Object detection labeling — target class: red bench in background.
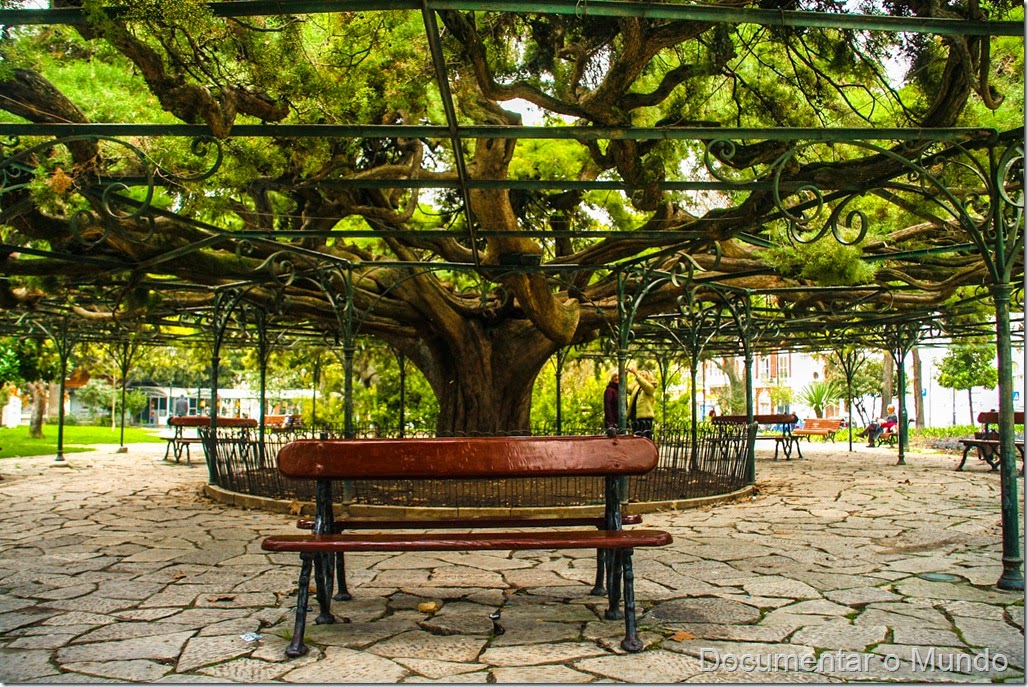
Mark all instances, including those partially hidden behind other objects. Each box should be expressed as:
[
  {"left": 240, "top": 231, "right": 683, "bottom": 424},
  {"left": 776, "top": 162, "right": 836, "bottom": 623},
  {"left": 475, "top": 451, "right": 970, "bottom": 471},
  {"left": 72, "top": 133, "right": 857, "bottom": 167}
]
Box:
[
  {"left": 264, "top": 414, "right": 303, "bottom": 431},
  {"left": 793, "top": 418, "right": 842, "bottom": 442},
  {"left": 712, "top": 413, "right": 801, "bottom": 460},
  {"left": 957, "top": 411, "right": 1025, "bottom": 472},
  {"left": 163, "top": 416, "right": 258, "bottom": 464}
]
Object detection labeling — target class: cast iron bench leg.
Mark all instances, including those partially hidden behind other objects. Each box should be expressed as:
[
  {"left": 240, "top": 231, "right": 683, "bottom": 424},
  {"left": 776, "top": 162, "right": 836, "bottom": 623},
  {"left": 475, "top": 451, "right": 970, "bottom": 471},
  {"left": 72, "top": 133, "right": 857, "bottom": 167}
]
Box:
[
  {"left": 984, "top": 445, "right": 1000, "bottom": 470},
  {"left": 313, "top": 553, "right": 335, "bottom": 625},
  {"left": 287, "top": 553, "right": 314, "bottom": 658},
  {"left": 604, "top": 549, "right": 624, "bottom": 620},
  {"left": 620, "top": 548, "right": 643, "bottom": 652},
  {"left": 591, "top": 549, "right": 607, "bottom": 596},
  {"left": 956, "top": 444, "right": 972, "bottom": 470},
  {"left": 334, "top": 552, "right": 352, "bottom": 601}
]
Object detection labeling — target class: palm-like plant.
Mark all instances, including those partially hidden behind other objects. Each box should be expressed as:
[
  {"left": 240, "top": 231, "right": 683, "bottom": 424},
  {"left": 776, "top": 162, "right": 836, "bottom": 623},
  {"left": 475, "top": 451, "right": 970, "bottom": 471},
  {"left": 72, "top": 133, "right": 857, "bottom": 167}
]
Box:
[{"left": 798, "top": 380, "right": 844, "bottom": 418}]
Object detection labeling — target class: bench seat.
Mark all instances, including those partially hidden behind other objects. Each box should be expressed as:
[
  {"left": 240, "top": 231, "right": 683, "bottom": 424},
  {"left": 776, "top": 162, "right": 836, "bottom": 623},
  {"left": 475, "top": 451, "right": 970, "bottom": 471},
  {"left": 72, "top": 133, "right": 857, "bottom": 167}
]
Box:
[
  {"left": 792, "top": 418, "right": 842, "bottom": 442},
  {"left": 263, "top": 529, "right": 672, "bottom": 553}
]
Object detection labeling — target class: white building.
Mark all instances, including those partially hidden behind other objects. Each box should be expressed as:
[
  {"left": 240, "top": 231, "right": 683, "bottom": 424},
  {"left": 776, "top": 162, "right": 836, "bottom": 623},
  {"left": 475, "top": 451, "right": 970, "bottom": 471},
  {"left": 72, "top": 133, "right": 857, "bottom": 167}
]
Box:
[{"left": 698, "top": 345, "right": 1024, "bottom": 427}]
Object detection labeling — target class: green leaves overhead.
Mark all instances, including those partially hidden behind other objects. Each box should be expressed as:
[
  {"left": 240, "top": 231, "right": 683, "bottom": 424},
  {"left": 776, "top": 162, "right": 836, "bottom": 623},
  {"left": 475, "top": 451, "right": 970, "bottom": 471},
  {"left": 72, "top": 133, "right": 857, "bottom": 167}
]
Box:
[{"left": 760, "top": 238, "right": 877, "bottom": 287}]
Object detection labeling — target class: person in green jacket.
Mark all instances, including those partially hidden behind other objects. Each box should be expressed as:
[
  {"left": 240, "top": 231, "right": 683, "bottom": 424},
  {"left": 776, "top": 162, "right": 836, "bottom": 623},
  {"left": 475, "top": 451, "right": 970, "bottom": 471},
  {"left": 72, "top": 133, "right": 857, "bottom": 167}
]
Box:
[{"left": 627, "top": 367, "right": 656, "bottom": 439}]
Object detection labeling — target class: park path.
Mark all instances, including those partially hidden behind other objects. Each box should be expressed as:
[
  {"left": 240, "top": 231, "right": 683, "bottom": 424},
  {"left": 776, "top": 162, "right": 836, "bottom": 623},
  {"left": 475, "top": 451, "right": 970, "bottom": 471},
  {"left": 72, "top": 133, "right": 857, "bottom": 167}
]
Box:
[{"left": 0, "top": 440, "right": 1023, "bottom": 683}]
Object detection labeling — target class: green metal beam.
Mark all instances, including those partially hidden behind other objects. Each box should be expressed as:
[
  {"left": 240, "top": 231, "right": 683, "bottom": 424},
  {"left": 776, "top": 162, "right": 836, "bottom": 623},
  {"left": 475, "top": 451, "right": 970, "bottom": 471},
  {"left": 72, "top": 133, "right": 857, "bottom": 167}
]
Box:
[{"left": 0, "top": 1, "right": 1020, "bottom": 36}]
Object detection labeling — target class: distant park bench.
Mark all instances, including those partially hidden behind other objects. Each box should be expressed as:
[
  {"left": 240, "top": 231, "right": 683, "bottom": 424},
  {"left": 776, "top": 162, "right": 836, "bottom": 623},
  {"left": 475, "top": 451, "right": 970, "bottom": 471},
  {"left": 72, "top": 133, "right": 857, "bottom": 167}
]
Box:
[
  {"left": 163, "top": 416, "right": 258, "bottom": 465},
  {"left": 264, "top": 414, "right": 303, "bottom": 431},
  {"left": 712, "top": 413, "right": 801, "bottom": 460},
  {"left": 261, "top": 435, "right": 672, "bottom": 658},
  {"left": 792, "top": 418, "right": 842, "bottom": 442},
  {"left": 957, "top": 411, "right": 1025, "bottom": 472}
]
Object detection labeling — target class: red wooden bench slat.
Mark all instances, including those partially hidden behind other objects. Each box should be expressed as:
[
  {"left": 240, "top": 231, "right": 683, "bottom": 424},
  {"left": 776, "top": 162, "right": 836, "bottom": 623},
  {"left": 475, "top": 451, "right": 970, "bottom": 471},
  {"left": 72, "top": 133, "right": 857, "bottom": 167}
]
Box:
[
  {"left": 265, "top": 414, "right": 303, "bottom": 429},
  {"left": 277, "top": 435, "right": 658, "bottom": 480},
  {"left": 296, "top": 514, "right": 644, "bottom": 531},
  {"left": 794, "top": 418, "right": 841, "bottom": 432},
  {"left": 976, "top": 411, "right": 1025, "bottom": 425},
  {"left": 711, "top": 413, "right": 798, "bottom": 425},
  {"left": 793, "top": 418, "right": 842, "bottom": 441},
  {"left": 170, "top": 415, "right": 258, "bottom": 428},
  {"left": 262, "top": 529, "right": 672, "bottom": 553}
]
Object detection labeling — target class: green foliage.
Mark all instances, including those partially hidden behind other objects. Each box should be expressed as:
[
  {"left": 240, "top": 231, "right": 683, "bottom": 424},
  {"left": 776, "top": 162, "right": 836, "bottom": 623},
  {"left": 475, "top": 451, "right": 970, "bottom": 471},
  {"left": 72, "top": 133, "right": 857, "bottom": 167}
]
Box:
[
  {"left": 76, "top": 378, "right": 148, "bottom": 422},
  {"left": 769, "top": 384, "right": 794, "bottom": 411},
  {"left": 825, "top": 351, "right": 884, "bottom": 423},
  {"left": 531, "top": 359, "right": 608, "bottom": 431},
  {"left": 0, "top": 343, "right": 20, "bottom": 384},
  {"left": 913, "top": 424, "right": 980, "bottom": 440},
  {"left": 0, "top": 337, "right": 60, "bottom": 385},
  {"left": 661, "top": 392, "right": 695, "bottom": 426},
  {"left": 761, "top": 239, "right": 877, "bottom": 287},
  {"left": 712, "top": 384, "right": 745, "bottom": 415},
  {"left": 797, "top": 379, "right": 844, "bottom": 418},
  {"left": 936, "top": 344, "right": 998, "bottom": 394}
]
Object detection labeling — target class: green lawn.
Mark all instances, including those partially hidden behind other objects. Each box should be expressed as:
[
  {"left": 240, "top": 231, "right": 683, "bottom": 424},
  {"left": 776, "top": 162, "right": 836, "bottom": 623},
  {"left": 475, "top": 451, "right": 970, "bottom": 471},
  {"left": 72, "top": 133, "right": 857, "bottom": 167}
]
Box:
[{"left": 0, "top": 424, "right": 164, "bottom": 458}]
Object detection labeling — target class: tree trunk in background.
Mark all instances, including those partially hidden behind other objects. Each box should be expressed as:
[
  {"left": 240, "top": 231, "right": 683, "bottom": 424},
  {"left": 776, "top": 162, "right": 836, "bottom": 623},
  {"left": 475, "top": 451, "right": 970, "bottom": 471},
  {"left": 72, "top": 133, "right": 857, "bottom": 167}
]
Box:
[
  {"left": 394, "top": 318, "right": 559, "bottom": 435},
  {"left": 968, "top": 389, "right": 976, "bottom": 425},
  {"left": 912, "top": 347, "right": 924, "bottom": 428},
  {"left": 715, "top": 358, "right": 746, "bottom": 414},
  {"left": 27, "top": 381, "right": 47, "bottom": 439},
  {"left": 882, "top": 352, "right": 894, "bottom": 413}
]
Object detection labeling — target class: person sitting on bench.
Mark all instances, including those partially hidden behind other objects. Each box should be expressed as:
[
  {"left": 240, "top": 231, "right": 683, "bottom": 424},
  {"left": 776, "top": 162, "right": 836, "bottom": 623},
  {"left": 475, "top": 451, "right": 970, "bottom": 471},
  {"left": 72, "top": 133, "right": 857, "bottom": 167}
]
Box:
[{"left": 863, "top": 405, "right": 897, "bottom": 447}]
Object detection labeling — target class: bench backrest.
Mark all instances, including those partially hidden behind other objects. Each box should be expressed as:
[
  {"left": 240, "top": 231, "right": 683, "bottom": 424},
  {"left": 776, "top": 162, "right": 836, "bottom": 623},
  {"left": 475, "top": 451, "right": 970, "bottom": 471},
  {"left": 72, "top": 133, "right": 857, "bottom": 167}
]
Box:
[
  {"left": 266, "top": 414, "right": 302, "bottom": 428},
  {"left": 171, "top": 415, "right": 258, "bottom": 428},
  {"left": 277, "top": 435, "right": 658, "bottom": 480},
  {"left": 977, "top": 411, "right": 1025, "bottom": 426},
  {"left": 802, "top": 418, "right": 842, "bottom": 429},
  {"left": 712, "top": 413, "right": 798, "bottom": 426}
]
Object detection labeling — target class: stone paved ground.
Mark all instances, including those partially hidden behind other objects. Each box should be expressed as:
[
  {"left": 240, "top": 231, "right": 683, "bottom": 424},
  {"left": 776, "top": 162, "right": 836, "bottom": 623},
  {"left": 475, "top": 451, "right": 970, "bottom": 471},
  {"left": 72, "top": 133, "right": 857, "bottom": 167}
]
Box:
[{"left": 0, "top": 440, "right": 1023, "bottom": 683}]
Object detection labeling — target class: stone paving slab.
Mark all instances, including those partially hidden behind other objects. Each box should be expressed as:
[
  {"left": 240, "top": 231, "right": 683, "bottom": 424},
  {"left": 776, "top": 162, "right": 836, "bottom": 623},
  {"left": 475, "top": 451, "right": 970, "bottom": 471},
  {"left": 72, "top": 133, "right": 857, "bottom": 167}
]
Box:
[{"left": 0, "top": 441, "right": 1023, "bottom": 683}]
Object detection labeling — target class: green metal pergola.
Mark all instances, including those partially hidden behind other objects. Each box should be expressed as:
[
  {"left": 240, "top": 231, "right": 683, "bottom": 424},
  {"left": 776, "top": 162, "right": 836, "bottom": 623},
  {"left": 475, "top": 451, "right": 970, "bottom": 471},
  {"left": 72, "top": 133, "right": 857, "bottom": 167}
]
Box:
[{"left": 0, "top": 1, "right": 1022, "bottom": 589}]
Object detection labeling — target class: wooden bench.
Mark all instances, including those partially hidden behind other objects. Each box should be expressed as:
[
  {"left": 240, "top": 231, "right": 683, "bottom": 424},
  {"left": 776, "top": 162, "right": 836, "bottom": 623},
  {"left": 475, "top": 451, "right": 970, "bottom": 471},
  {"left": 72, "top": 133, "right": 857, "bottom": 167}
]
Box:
[
  {"left": 265, "top": 414, "right": 303, "bottom": 431},
  {"left": 792, "top": 418, "right": 842, "bottom": 442},
  {"left": 957, "top": 411, "right": 1025, "bottom": 471},
  {"left": 711, "top": 413, "right": 801, "bottom": 460},
  {"left": 261, "top": 435, "right": 672, "bottom": 657},
  {"left": 163, "top": 416, "right": 257, "bottom": 464},
  {"left": 874, "top": 421, "right": 905, "bottom": 447}
]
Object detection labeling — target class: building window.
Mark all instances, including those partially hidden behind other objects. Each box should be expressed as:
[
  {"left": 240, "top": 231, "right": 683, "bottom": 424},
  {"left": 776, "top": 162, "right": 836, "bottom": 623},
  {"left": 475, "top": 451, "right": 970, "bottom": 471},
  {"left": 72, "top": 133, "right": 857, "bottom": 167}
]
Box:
[{"left": 777, "top": 353, "right": 791, "bottom": 380}]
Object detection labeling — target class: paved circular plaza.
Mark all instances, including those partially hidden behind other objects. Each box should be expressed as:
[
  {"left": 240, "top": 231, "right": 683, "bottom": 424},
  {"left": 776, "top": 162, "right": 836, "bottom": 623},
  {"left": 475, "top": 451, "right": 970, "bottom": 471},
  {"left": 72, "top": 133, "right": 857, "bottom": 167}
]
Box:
[{"left": 0, "top": 441, "right": 1023, "bottom": 683}]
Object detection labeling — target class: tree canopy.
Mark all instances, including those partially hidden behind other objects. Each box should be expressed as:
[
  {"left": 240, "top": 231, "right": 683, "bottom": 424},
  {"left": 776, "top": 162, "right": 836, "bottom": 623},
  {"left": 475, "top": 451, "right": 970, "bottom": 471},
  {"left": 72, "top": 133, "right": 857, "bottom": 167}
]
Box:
[{"left": 0, "top": 1, "right": 1022, "bottom": 432}]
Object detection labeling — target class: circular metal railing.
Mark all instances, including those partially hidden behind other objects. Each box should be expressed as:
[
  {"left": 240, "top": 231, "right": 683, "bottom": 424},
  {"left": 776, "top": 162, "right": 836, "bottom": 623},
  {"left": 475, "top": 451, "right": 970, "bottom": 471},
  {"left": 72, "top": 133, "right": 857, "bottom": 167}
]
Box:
[{"left": 201, "top": 422, "right": 753, "bottom": 508}]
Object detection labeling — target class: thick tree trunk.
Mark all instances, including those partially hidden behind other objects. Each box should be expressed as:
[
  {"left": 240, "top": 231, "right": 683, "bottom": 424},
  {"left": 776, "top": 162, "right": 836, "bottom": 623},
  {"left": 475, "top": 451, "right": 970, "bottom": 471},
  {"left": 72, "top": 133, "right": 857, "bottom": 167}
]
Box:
[
  {"left": 27, "top": 381, "right": 47, "bottom": 439},
  {"left": 882, "top": 353, "right": 894, "bottom": 411},
  {"left": 397, "top": 318, "right": 559, "bottom": 435},
  {"left": 715, "top": 358, "right": 746, "bottom": 415},
  {"left": 912, "top": 347, "right": 924, "bottom": 429}
]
